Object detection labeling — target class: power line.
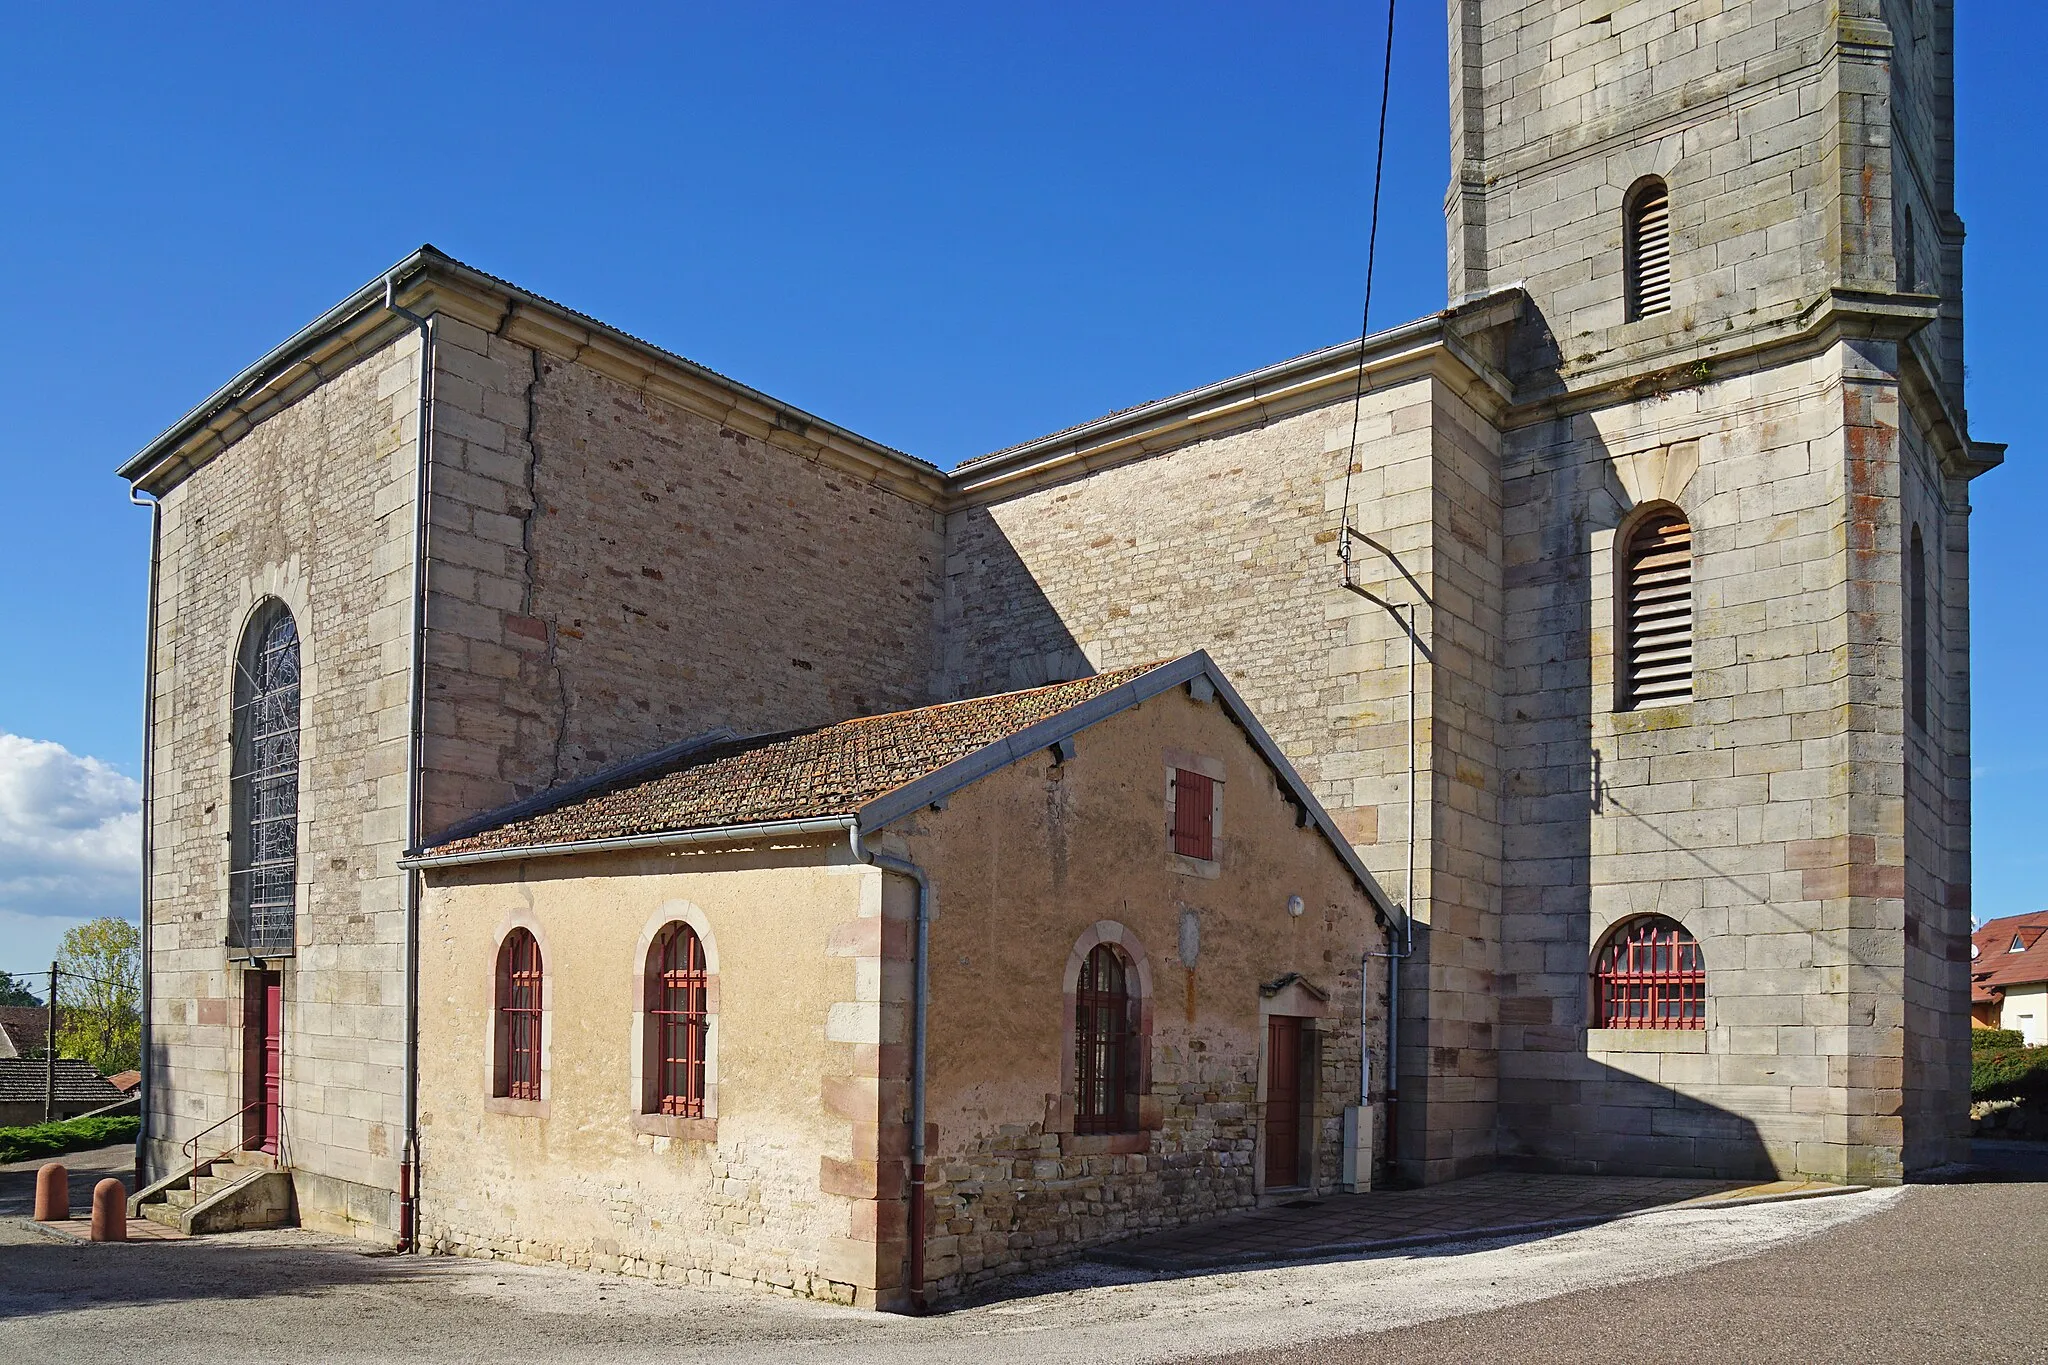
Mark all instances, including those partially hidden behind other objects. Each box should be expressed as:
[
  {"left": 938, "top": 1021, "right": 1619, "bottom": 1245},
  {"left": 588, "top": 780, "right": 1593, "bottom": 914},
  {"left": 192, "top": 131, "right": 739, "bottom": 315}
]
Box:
[{"left": 1337, "top": 0, "right": 1401, "bottom": 567}]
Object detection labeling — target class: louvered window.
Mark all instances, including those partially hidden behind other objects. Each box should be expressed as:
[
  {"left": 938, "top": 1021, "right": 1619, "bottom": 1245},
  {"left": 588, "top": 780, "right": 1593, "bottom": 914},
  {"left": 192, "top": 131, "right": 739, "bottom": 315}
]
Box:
[
  {"left": 1626, "top": 180, "right": 1672, "bottom": 321},
  {"left": 1622, "top": 511, "right": 1694, "bottom": 707},
  {"left": 1171, "top": 768, "right": 1215, "bottom": 860}
]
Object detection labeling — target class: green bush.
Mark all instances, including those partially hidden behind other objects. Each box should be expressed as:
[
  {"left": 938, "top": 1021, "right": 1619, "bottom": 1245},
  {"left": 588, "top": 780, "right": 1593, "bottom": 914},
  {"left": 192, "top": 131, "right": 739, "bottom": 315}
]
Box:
[
  {"left": 1972, "top": 1028, "right": 2025, "bottom": 1052},
  {"left": 0, "top": 1114, "right": 140, "bottom": 1165},
  {"left": 1971, "top": 1043, "right": 2048, "bottom": 1103}
]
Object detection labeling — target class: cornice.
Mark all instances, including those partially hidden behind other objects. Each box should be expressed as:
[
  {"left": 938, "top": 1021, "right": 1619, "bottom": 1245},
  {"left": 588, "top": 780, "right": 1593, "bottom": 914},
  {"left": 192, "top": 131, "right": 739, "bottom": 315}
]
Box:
[{"left": 946, "top": 291, "right": 1522, "bottom": 508}]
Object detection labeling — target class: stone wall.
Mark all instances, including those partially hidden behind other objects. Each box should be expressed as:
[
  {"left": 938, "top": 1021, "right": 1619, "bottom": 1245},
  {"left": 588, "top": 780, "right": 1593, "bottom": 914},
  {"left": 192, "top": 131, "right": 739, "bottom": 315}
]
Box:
[
  {"left": 896, "top": 683, "right": 1388, "bottom": 1297},
  {"left": 142, "top": 330, "right": 420, "bottom": 1237},
  {"left": 416, "top": 312, "right": 946, "bottom": 838}
]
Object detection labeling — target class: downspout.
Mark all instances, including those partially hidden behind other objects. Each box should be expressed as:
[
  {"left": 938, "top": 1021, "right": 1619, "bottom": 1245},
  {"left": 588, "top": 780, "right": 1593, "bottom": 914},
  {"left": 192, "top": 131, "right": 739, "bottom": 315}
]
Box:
[
  {"left": 1343, "top": 529, "right": 1419, "bottom": 1183},
  {"left": 128, "top": 483, "right": 160, "bottom": 1181},
  {"left": 848, "top": 826, "right": 930, "bottom": 1315},
  {"left": 384, "top": 274, "right": 435, "bottom": 1252}
]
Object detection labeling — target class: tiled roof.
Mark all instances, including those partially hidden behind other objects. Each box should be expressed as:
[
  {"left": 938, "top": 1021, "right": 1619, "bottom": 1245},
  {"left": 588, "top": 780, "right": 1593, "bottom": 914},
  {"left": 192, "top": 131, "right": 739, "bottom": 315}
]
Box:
[
  {"left": 0, "top": 1007, "right": 48, "bottom": 1059},
  {"left": 1971, "top": 911, "right": 2048, "bottom": 1002},
  {"left": 426, "top": 663, "right": 1175, "bottom": 858},
  {"left": 106, "top": 1070, "right": 142, "bottom": 1094},
  {"left": 0, "top": 1058, "right": 126, "bottom": 1106}
]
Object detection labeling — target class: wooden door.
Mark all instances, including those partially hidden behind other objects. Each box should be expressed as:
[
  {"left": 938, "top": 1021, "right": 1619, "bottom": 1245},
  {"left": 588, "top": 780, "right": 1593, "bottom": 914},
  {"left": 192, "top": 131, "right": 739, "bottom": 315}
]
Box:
[
  {"left": 1264, "top": 1015, "right": 1303, "bottom": 1187},
  {"left": 242, "top": 971, "right": 282, "bottom": 1156}
]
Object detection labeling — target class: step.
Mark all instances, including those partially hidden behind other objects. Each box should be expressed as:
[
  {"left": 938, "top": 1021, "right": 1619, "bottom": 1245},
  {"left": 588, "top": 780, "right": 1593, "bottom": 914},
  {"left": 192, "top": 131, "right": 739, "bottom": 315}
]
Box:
[
  {"left": 140, "top": 1201, "right": 185, "bottom": 1230},
  {"left": 192, "top": 1175, "right": 232, "bottom": 1199},
  {"left": 165, "top": 1187, "right": 198, "bottom": 1210}
]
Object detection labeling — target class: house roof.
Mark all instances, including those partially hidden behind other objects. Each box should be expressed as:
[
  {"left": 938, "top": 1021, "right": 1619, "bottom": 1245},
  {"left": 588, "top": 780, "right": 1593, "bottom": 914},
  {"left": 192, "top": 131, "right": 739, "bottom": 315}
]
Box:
[
  {"left": 1970, "top": 911, "right": 2048, "bottom": 1003},
  {"left": 0, "top": 1058, "right": 125, "bottom": 1107},
  {"left": 106, "top": 1070, "right": 142, "bottom": 1094},
  {"left": 408, "top": 652, "right": 1401, "bottom": 924},
  {"left": 0, "top": 1007, "right": 48, "bottom": 1059}
]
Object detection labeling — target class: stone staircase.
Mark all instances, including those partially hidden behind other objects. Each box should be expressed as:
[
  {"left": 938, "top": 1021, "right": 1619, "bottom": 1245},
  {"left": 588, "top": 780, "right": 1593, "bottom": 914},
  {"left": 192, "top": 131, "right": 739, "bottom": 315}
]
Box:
[{"left": 131, "top": 1150, "right": 296, "bottom": 1234}]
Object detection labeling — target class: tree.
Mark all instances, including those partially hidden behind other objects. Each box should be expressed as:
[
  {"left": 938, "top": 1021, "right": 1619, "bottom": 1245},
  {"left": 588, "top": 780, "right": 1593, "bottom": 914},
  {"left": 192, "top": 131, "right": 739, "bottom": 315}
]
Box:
[
  {"left": 0, "top": 970, "right": 38, "bottom": 1007},
  {"left": 55, "top": 917, "right": 140, "bottom": 1076}
]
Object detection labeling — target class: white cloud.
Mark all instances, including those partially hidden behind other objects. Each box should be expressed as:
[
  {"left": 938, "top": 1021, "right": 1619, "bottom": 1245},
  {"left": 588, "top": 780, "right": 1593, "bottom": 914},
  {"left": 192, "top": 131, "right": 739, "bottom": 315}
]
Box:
[{"left": 0, "top": 734, "right": 141, "bottom": 926}]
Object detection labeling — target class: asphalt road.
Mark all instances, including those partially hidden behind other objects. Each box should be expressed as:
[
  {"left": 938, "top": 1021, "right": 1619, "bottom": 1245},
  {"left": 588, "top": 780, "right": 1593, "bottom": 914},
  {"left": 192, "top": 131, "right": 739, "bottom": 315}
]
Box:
[{"left": 1, "top": 1147, "right": 2040, "bottom": 1364}]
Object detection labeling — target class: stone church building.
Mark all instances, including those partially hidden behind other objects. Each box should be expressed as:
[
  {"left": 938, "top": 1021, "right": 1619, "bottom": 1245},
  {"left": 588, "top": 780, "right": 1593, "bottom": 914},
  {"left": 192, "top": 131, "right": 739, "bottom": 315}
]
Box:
[{"left": 121, "top": 0, "right": 1996, "bottom": 1305}]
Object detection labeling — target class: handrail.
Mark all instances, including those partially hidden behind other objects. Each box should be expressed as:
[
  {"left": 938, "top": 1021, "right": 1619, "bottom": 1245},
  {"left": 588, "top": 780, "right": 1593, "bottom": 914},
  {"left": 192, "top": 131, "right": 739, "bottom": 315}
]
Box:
[{"left": 181, "top": 1100, "right": 266, "bottom": 1169}]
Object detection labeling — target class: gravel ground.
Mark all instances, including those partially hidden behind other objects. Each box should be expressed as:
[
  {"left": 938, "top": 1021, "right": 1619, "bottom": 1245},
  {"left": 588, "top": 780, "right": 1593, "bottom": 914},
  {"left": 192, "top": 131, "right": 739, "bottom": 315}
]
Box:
[{"left": 3, "top": 1148, "right": 1984, "bottom": 1365}]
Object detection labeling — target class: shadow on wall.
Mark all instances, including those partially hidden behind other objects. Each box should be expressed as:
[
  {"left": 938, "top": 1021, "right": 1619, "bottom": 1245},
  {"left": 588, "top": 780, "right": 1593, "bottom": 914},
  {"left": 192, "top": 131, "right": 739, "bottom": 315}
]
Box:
[
  {"left": 938, "top": 505, "right": 1099, "bottom": 700},
  {"left": 1493, "top": 304, "right": 1773, "bottom": 1181}
]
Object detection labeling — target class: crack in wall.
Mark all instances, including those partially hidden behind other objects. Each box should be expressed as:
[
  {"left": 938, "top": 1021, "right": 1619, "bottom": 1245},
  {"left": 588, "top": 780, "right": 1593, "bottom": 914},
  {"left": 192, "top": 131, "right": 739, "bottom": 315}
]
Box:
[{"left": 517, "top": 345, "right": 572, "bottom": 788}]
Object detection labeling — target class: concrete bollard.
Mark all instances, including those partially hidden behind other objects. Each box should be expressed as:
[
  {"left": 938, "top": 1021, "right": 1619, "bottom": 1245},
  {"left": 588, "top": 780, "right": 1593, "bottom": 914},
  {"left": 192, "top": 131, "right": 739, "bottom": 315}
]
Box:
[
  {"left": 33, "top": 1163, "right": 68, "bottom": 1221},
  {"left": 90, "top": 1179, "right": 128, "bottom": 1242}
]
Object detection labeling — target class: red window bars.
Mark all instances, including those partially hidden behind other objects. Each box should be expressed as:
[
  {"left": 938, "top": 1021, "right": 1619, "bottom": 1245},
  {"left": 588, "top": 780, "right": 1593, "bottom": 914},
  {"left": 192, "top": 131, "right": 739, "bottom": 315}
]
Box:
[
  {"left": 1075, "top": 944, "right": 1137, "bottom": 1133},
  {"left": 652, "top": 923, "right": 710, "bottom": 1117},
  {"left": 1172, "top": 769, "right": 1215, "bottom": 860},
  {"left": 1593, "top": 917, "right": 1705, "bottom": 1029},
  {"left": 497, "top": 928, "right": 544, "bottom": 1099}
]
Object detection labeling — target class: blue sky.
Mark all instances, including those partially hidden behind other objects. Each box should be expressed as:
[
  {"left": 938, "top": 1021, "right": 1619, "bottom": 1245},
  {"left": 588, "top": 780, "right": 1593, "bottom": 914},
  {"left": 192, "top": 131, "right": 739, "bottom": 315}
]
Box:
[{"left": 0, "top": 3, "right": 2038, "bottom": 970}]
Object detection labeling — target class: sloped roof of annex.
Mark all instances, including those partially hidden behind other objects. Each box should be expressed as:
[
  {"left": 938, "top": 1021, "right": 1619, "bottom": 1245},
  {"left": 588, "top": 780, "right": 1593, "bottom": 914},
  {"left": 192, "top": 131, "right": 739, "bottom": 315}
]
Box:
[{"left": 404, "top": 651, "right": 1400, "bottom": 927}]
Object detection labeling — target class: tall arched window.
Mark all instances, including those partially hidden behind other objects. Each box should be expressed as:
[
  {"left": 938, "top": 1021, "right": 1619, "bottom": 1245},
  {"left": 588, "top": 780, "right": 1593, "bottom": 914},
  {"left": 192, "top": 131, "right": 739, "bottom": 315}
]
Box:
[
  {"left": 1625, "top": 178, "right": 1672, "bottom": 321},
  {"left": 495, "top": 929, "right": 544, "bottom": 1100},
  {"left": 1075, "top": 944, "right": 1137, "bottom": 1134},
  {"left": 1593, "top": 917, "right": 1706, "bottom": 1030},
  {"left": 1909, "top": 526, "right": 1929, "bottom": 732},
  {"left": 1620, "top": 509, "right": 1695, "bottom": 708},
  {"left": 230, "top": 602, "right": 300, "bottom": 957},
  {"left": 647, "top": 923, "right": 709, "bottom": 1117}
]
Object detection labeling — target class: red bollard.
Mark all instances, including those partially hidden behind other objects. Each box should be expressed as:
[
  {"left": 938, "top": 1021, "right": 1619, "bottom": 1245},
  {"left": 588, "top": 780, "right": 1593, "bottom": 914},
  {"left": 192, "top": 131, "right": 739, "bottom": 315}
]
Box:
[
  {"left": 33, "top": 1163, "right": 68, "bottom": 1221},
  {"left": 90, "top": 1179, "right": 127, "bottom": 1242}
]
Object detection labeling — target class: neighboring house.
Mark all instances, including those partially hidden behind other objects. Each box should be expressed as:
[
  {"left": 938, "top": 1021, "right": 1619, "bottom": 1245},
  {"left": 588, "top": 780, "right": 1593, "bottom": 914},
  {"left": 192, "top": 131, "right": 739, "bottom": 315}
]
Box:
[
  {"left": 407, "top": 655, "right": 1393, "bottom": 1309},
  {"left": 0, "top": 1007, "right": 49, "bottom": 1060},
  {"left": 1971, "top": 913, "right": 2048, "bottom": 1043},
  {"left": 107, "top": 1070, "right": 143, "bottom": 1096},
  {"left": 122, "top": 0, "right": 1994, "bottom": 1305},
  {"left": 0, "top": 1059, "right": 124, "bottom": 1128}
]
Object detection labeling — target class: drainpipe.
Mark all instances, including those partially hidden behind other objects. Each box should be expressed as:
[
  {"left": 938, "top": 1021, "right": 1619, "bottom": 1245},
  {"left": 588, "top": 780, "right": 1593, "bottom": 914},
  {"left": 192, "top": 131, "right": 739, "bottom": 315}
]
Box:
[
  {"left": 848, "top": 826, "right": 930, "bottom": 1315},
  {"left": 128, "top": 483, "right": 161, "bottom": 1181},
  {"left": 1344, "top": 529, "right": 1419, "bottom": 1184},
  {"left": 384, "top": 274, "right": 435, "bottom": 1252}
]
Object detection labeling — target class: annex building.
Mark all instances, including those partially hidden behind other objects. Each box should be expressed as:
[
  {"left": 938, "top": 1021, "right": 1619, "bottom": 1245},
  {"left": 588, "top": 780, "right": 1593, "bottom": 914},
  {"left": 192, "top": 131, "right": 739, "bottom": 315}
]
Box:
[{"left": 121, "top": 0, "right": 1997, "bottom": 1310}]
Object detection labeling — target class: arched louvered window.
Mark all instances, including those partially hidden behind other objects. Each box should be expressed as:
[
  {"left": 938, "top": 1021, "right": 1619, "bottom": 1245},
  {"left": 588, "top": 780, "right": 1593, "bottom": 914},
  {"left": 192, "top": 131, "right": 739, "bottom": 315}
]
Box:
[
  {"left": 495, "top": 929, "right": 544, "bottom": 1100},
  {"left": 1625, "top": 179, "right": 1672, "bottom": 321},
  {"left": 647, "top": 923, "right": 710, "bottom": 1117},
  {"left": 1900, "top": 204, "right": 1918, "bottom": 292},
  {"left": 1075, "top": 944, "right": 1138, "bottom": 1134},
  {"left": 230, "top": 601, "right": 301, "bottom": 956},
  {"left": 1621, "top": 510, "right": 1694, "bottom": 708},
  {"left": 1593, "top": 916, "right": 1705, "bottom": 1029},
  {"left": 1909, "top": 526, "right": 1928, "bottom": 731}
]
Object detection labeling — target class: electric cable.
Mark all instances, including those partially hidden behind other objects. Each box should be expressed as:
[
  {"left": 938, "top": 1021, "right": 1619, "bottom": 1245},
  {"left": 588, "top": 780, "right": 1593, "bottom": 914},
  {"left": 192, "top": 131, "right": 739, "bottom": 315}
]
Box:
[{"left": 1338, "top": 0, "right": 1401, "bottom": 572}]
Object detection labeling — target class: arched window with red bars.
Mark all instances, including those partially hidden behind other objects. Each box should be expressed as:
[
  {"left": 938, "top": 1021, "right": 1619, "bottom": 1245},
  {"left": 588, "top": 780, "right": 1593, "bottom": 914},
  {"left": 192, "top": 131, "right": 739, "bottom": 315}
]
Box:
[
  {"left": 1075, "top": 944, "right": 1137, "bottom": 1133},
  {"left": 495, "top": 928, "right": 544, "bottom": 1099},
  {"left": 648, "top": 923, "right": 710, "bottom": 1117},
  {"left": 1592, "top": 917, "right": 1706, "bottom": 1030}
]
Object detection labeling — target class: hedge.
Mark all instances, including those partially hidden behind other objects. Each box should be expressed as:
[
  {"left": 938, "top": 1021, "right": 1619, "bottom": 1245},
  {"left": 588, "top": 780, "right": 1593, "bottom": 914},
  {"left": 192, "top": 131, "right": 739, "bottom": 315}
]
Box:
[
  {"left": 1972, "top": 1028, "right": 2025, "bottom": 1052},
  {"left": 1971, "top": 1043, "right": 2048, "bottom": 1103},
  {"left": 0, "top": 1114, "right": 140, "bottom": 1165}
]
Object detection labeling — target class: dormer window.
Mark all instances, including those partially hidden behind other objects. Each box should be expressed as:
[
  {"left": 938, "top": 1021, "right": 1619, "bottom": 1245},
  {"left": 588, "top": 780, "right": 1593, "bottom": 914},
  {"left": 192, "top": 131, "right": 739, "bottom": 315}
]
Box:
[
  {"left": 2015, "top": 935, "right": 2029, "bottom": 954},
  {"left": 1625, "top": 178, "right": 1673, "bottom": 321}
]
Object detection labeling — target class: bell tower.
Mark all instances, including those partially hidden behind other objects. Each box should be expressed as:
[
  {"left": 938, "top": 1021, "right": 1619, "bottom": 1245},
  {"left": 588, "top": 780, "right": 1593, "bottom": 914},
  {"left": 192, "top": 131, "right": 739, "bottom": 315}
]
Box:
[{"left": 1457, "top": 0, "right": 2001, "bottom": 1181}]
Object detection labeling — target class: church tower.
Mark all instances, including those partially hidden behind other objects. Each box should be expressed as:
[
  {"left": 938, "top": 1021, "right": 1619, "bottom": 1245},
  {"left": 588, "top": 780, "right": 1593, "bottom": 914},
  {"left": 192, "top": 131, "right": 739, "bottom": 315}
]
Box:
[{"left": 1457, "top": 0, "right": 1998, "bottom": 1179}]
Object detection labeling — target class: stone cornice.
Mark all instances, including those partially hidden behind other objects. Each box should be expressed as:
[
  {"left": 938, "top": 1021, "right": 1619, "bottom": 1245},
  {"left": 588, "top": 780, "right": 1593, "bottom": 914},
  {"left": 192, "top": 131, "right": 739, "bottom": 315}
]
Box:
[
  {"left": 946, "top": 290, "right": 1522, "bottom": 507},
  {"left": 120, "top": 246, "right": 951, "bottom": 505}
]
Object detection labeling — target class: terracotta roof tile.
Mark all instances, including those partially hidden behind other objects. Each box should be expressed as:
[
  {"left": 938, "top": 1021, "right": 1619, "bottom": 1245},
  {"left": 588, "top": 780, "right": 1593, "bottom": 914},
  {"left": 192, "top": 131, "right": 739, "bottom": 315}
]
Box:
[
  {"left": 1971, "top": 911, "right": 2048, "bottom": 994},
  {"left": 426, "top": 663, "right": 1173, "bottom": 858}
]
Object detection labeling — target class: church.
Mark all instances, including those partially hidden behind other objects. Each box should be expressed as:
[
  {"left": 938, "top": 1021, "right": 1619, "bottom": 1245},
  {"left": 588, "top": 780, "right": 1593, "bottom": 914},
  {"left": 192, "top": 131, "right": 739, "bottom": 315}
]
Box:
[{"left": 119, "top": 0, "right": 1995, "bottom": 1308}]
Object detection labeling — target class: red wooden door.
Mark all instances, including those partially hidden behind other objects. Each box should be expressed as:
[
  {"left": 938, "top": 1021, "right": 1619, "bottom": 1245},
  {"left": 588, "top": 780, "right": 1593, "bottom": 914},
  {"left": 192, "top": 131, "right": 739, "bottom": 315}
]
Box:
[
  {"left": 1264, "top": 1016, "right": 1303, "bottom": 1187},
  {"left": 243, "top": 972, "right": 282, "bottom": 1155}
]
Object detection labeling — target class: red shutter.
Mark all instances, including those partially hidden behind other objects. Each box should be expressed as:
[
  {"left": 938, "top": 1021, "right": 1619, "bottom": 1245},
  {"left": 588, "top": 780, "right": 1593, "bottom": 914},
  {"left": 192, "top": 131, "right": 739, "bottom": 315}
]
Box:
[{"left": 1172, "top": 769, "right": 1214, "bottom": 860}]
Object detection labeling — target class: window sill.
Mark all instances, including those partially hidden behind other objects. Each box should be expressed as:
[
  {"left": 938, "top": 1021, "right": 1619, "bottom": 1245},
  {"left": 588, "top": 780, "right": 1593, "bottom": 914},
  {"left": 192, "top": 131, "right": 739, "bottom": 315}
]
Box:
[
  {"left": 1170, "top": 853, "right": 1221, "bottom": 880},
  {"left": 1587, "top": 1028, "right": 1706, "bottom": 1054},
  {"left": 1063, "top": 1132, "right": 1149, "bottom": 1156},
  {"left": 632, "top": 1113, "right": 718, "bottom": 1142},
  {"left": 484, "top": 1096, "right": 550, "bottom": 1117}
]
